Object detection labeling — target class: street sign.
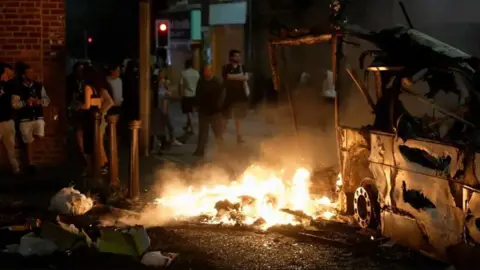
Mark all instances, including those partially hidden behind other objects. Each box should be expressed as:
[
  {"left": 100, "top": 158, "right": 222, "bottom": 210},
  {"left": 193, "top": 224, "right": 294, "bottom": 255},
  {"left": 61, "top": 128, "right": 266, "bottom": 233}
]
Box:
[{"left": 170, "top": 11, "right": 190, "bottom": 41}]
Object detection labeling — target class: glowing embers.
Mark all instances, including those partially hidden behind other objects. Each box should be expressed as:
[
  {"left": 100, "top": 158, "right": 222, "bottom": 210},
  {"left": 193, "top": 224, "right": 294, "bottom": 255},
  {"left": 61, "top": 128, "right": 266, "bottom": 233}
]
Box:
[{"left": 154, "top": 166, "right": 341, "bottom": 230}]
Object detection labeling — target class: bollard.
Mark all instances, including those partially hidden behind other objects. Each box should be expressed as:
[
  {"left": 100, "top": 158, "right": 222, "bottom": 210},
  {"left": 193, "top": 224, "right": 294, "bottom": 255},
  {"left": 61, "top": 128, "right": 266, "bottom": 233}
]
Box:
[
  {"left": 92, "top": 107, "right": 102, "bottom": 179},
  {"left": 128, "top": 120, "right": 141, "bottom": 199},
  {"left": 107, "top": 115, "right": 120, "bottom": 186}
]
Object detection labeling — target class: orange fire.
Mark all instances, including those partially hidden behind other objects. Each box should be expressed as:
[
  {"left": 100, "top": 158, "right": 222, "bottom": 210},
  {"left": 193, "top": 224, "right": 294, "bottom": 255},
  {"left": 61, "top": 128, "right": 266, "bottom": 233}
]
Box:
[{"left": 154, "top": 166, "right": 341, "bottom": 230}]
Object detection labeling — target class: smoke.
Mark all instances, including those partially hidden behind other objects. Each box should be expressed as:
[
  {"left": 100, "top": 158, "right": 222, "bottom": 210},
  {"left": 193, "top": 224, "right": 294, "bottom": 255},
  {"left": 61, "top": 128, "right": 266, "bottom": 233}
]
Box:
[{"left": 99, "top": 103, "right": 340, "bottom": 227}]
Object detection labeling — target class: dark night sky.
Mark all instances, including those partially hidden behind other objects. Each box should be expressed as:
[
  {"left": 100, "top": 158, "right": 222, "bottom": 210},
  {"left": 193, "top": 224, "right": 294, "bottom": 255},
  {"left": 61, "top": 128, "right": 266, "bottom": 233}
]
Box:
[{"left": 65, "top": 0, "right": 140, "bottom": 63}]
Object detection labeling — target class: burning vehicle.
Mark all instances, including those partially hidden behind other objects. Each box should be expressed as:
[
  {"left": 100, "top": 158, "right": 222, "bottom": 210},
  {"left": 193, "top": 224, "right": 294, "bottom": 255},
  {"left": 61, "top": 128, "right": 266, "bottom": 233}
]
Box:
[{"left": 266, "top": 0, "right": 480, "bottom": 262}]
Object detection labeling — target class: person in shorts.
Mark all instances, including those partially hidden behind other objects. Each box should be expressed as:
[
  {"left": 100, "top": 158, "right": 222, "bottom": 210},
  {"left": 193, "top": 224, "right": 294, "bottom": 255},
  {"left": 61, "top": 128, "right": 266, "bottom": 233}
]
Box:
[
  {"left": 222, "top": 49, "right": 250, "bottom": 144},
  {"left": 179, "top": 59, "right": 200, "bottom": 135},
  {"left": 0, "top": 63, "right": 20, "bottom": 175},
  {"left": 11, "top": 63, "right": 50, "bottom": 172}
]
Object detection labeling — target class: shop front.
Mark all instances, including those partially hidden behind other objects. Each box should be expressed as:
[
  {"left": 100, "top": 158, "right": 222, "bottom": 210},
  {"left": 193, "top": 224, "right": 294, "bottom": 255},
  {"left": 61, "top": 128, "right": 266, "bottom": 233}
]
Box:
[{"left": 207, "top": 0, "right": 248, "bottom": 77}]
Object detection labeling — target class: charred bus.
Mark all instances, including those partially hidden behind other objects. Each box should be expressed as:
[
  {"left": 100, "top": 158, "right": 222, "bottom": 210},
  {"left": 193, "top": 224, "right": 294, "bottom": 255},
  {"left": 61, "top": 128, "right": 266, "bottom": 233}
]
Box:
[{"left": 268, "top": 7, "right": 480, "bottom": 263}]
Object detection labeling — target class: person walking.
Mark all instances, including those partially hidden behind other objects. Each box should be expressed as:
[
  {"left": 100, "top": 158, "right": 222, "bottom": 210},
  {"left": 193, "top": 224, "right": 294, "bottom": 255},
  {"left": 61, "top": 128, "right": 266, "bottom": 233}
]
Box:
[
  {"left": 179, "top": 59, "right": 200, "bottom": 135},
  {"left": 0, "top": 63, "right": 20, "bottom": 175},
  {"left": 222, "top": 49, "right": 250, "bottom": 144},
  {"left": 193, "top": 65, "right": 224, "bottom": 157},
  {"left": 11, "top": 63, "right": 50, "bottom": 173}
]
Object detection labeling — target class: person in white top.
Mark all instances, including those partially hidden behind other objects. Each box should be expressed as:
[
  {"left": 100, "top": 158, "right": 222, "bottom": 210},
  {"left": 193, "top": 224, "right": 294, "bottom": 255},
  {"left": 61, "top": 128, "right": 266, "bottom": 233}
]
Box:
[
  {"left": 106, "top": 64, "right": 123, "bottom": 115},
  {"left": 178, "top": 59, "right": 200, "bottom": 134}
]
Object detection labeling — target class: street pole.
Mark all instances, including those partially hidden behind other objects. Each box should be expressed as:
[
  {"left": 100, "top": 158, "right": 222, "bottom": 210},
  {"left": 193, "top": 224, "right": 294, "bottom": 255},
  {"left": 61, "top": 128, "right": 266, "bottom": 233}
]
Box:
[
  {"left": 107, "top": 115, "right": 120, "bottom": 187},
  {"left": 128, "top": 120, "right": 141, "bottom": 199},
  {"left": 138, "top": 0, "right": 151, "bottom": 156},
  {"left": 92, "top": 107, "right": 102, "bottom": 180}
]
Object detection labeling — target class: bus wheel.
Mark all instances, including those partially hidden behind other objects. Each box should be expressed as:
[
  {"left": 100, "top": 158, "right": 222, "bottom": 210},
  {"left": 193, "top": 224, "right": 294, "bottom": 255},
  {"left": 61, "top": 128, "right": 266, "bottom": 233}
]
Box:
[{"left": 354, "top": 184, "right": 380, "bottom": 229}]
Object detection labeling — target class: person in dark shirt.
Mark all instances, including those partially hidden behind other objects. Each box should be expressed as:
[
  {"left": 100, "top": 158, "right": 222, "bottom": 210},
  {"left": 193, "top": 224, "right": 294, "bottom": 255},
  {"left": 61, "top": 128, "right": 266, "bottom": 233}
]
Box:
[
  {"left": 222, "top": 49, "right": 250, "bottom": 144},
  {"left": 66, "top": 62, "right": 85, "bottom": 153},
  {"left": 193, "top": 65, "right": 224, "bottom": 157},
  {"left": 0, "top": 63, "right": 20, "bottom": 174},
  {"left": 11, "top": 63, "right": 50, "bottom": 172}
]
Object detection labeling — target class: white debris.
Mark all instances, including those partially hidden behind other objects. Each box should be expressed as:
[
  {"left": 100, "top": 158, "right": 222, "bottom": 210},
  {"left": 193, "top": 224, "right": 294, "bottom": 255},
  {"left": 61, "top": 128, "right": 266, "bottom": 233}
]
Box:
[
  {"left": 379, "top": 240, "right": 396, "bottom": 248},
  {"left": 141, "top": 251, "right": 173, "bottom": 267},
  {"left": 322, "top": 70, "right": 336, "bottom": 98},
  {"left": 17, "top": 232, "right": 58, "bottom": 257},
  {"left": 49, "top": 187, "right": 93, "bottom": 215}
]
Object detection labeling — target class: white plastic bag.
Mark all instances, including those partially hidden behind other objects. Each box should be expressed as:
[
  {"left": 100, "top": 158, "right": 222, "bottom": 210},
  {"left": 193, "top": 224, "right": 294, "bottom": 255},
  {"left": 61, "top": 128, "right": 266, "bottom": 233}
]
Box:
[
  {"left": 49, "top": 187, "right": 93, "bottom": 215},
  {"left": 141, "top": 251, "right": 170, "bottom": 267},
  {"left": 17, "top": 233, "right": 58, "bottom": 257}
]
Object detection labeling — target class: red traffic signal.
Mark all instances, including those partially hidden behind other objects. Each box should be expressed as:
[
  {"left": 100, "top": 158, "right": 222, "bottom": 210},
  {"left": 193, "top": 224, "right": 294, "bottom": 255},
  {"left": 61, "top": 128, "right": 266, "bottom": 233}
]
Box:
[
  {"left": 87, "top": 37, "right": 93, "bottom": 43},
  {"left": 159, "top": 23, "right": 167, "bottom": 32}
]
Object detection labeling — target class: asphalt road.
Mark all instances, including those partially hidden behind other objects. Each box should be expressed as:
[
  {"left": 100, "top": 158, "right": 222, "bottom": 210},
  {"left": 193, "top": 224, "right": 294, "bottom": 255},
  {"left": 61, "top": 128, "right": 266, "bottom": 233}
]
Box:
[{"left": 150, "top": 224, "right": 446, "bottom": 270}]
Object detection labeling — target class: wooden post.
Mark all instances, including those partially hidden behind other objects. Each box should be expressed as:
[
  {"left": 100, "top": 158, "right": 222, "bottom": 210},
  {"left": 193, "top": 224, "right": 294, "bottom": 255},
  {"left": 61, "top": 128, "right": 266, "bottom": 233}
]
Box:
[
  {"left": 191, "top": 41, "right": 201, "bottom": 71},
  {"left": 107, "top": 115, "right": 119, "bottom": 186},
  {"left": 128, "top": 120, "right": 141, "bottom": 199},
  {"left": 138, "top": 0, "right": 151, "bottom": 157},
  {"left": 92, "top": 107, "right": 102, "bottom": 179}
]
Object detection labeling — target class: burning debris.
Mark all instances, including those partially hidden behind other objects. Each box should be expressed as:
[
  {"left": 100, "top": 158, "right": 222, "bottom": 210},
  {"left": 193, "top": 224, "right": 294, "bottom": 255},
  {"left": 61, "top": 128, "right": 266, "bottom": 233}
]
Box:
[{"left": 154, "top": 166, "right": 343, "bottom": 230}]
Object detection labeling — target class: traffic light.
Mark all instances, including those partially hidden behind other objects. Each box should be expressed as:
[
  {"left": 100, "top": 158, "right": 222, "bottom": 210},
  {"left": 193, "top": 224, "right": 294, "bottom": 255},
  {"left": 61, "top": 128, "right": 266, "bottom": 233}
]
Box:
[
  {"left": 156, "top": 20, "right": 169, "bottom": 48},
  {"left": 87, "top": 37, "right": 92, "bottom": 43},
  {"left": 159, "top": 23, "right": 167, "bottom": 32}
]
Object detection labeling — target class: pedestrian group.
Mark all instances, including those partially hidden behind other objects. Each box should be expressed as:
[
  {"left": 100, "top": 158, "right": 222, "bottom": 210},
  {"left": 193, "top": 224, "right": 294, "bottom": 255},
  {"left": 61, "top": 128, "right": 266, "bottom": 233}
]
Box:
[{"left": 0, "top": 49, "right": 250, "bottom": 175}]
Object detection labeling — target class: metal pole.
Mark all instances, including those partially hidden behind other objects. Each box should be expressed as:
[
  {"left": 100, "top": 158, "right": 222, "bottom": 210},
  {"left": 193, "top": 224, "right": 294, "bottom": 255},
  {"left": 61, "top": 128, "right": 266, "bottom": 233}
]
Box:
[
  {"left": 128, "top": 120, "right": 141, "bottom": 199},
  {"left": 332, "top": 35, "right": 343, "bottom": 174},
  {"left": 138, "top": 0, "right": 151, "bottom": 156},
  {"left": 279, "top": 46, "right": 298, "bottom": 137},
  {"left": 107, "top": 115, "right": 120, "bottom": 186},
  {"left": 92, "top": 107, "right": 102, "bottom": 179}
]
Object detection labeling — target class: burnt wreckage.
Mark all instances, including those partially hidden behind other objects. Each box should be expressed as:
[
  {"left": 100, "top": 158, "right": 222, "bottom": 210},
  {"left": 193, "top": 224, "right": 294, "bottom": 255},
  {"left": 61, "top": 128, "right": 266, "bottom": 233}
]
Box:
[{"left": 268, "top": 0, "right": 480, "bottom": 262}]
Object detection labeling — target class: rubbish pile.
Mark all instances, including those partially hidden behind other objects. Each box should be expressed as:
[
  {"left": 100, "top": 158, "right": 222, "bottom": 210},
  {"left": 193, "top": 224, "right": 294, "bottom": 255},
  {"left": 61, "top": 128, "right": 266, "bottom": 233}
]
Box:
[{"left": 1, "top": 188, "right": 178, "bottom": 268}]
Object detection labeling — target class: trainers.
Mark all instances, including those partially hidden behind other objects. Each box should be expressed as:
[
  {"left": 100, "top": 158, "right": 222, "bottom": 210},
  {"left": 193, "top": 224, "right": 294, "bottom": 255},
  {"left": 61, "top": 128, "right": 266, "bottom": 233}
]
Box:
[
  {"left": 171, "top": 139, "right": 183, "bottom": 146},
  {"left": 101, "top": 165, "right": 109, "bottom": 175}
]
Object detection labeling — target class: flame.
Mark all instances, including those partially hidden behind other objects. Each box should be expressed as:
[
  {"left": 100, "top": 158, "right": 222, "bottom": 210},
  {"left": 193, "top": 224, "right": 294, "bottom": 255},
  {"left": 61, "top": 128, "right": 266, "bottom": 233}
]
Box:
[{"left": 154, "top": 166, "right": 341, "bottom": 230}]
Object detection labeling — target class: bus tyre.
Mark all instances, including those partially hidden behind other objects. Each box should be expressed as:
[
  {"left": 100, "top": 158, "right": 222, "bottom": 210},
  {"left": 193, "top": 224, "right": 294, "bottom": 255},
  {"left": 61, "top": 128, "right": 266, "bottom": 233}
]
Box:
[{"left": 354, "top": 184, "right": 380, "bottom": 229}]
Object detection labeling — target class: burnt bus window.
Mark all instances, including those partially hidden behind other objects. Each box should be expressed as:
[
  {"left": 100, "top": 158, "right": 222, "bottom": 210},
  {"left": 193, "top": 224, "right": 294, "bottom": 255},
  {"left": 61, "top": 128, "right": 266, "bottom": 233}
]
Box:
[
  {"left": 398, "top": 145, "right": 451, "bottom": 172},
  {"left": 399, "top": 71, "right": 470, "bottom": 142}
]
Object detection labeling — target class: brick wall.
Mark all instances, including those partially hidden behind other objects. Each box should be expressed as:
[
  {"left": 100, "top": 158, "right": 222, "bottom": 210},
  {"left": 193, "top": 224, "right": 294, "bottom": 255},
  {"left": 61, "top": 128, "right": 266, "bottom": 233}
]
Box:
[{"left": 0, "top": 0, "right": 67, "bottom": 168}]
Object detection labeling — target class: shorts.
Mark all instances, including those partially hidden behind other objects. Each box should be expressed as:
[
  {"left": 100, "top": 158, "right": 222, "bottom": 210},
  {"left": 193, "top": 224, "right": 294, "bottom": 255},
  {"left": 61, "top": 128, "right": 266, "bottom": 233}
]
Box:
[
  {"left": 19, "top": 119, "right": 45, "bottom": 143},
  {"left": 222, "top": 102, "right": 248, "bottom": 120},
  {"left": 181, "top": 97, "right": 195, "bottom": 114}
]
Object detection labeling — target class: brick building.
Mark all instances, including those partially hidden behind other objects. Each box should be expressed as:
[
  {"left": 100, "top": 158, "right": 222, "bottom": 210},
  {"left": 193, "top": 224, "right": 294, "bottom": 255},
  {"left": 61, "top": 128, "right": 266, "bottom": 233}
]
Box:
[{"left": 0, "top": 0, "right": 67, "bottom": 168}]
